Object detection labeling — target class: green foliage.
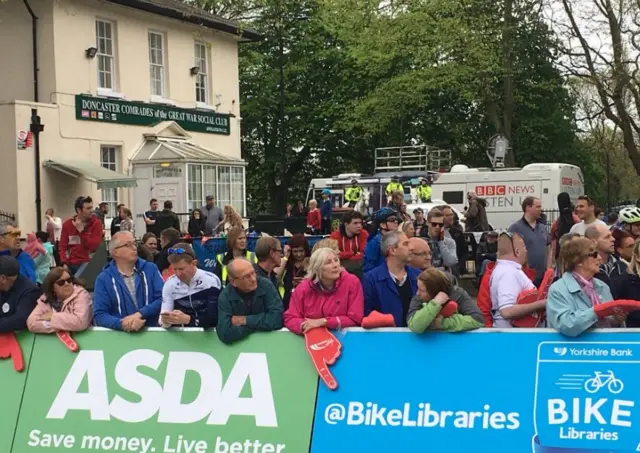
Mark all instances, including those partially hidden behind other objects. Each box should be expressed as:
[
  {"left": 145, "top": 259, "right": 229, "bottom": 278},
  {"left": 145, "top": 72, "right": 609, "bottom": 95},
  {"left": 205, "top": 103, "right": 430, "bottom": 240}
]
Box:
[{"left": 190, "top": 0, "right": 589, "bottom": 214}]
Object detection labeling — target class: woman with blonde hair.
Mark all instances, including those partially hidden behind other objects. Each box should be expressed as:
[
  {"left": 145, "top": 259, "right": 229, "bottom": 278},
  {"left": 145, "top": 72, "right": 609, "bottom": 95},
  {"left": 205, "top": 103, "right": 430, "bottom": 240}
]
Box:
[
  {"left": 611, "top": 239, "right": 640, "bottom": 327},
  {"left": 401, "top": 221, "right": 415, "bottom": 238},
  {"left": 215, "top": 226, "right": 256, "bottom": 285},
  {"left": 311, "top": 238, "right": 340, "bottom": 254},
  {"left": 215, "top": 205, "right": 244, "bottom": 234},
  {"left": 407, "top": 268, "right": 483, "bottom": 333},
  {"left": 547, "top": 237, "right": 621, "bottom": 337},
  {"left": 284, "top": 247, "right": 363, "bottom": 334}
]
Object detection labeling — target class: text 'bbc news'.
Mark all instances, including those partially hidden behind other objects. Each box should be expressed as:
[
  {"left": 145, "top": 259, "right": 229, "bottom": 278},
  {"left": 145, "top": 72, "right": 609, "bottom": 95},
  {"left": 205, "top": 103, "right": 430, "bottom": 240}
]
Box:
[
  {"left": 27, "top": 431, "right": 286, "bottom": 453},
  {"left": 323, "top": 402, "right": 520, "bottom": 430}
]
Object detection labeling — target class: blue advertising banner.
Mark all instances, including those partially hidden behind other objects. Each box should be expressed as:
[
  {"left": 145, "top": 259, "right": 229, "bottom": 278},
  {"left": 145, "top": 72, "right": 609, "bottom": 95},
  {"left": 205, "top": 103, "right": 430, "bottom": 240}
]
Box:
[{"left": 311, "top": 330, "right": 640, "bottom": 453}]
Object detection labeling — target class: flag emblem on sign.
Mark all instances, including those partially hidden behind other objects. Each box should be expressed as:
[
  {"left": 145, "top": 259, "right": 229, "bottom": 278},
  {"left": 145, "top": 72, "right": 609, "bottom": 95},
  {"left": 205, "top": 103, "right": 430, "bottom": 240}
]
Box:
[
  {"left": 81, "top": 110, "right": 90, "bottom": 118},
  {"left": 90, "top": 111, "right": 97, "bottom": 119}
]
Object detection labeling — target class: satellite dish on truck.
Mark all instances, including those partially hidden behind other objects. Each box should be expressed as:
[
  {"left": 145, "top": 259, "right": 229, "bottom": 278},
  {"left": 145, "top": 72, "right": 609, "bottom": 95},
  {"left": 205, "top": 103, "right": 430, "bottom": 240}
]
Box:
[{"left": 486, "top": 134, "right": 511, "bottom": 169}]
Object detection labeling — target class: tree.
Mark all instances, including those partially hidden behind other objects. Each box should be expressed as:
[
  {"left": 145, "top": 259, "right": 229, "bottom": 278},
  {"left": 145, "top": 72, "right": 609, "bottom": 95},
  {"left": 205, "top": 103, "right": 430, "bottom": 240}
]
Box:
[{"left": 548, "top": 0, "right": 640, "bottom": 176}]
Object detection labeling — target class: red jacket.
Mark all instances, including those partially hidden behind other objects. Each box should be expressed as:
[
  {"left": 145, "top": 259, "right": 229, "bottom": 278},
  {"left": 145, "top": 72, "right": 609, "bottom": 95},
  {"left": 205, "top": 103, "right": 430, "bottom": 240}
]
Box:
[
  {"left": 59, "top": 215, "right": 103, "bottom": 265},
  {"left": 330, "top": 225, "right": 369, "bottom": 260},
  {"left": 306, "top": 209, "right": 321, "bottom": 231}
]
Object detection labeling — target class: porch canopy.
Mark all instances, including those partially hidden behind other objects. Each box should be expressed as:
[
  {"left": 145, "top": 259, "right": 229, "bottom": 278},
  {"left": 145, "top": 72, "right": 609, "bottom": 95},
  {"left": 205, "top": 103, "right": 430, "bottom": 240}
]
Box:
[{"left": 43, "top": 159, "right": 138, "bottom": 189}]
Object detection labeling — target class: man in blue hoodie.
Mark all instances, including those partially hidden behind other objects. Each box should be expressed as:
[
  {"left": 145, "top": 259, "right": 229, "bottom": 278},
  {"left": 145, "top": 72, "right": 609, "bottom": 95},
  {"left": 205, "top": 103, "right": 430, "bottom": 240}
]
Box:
[
  {"left": 363, "top": 208, "right": 400, "bottom": 273},
  {"left": 0, "top": 221, "right": 36, "bottom": 283},
  {"left": 93, "top": 231, "right": 163, "bottom": 331}
]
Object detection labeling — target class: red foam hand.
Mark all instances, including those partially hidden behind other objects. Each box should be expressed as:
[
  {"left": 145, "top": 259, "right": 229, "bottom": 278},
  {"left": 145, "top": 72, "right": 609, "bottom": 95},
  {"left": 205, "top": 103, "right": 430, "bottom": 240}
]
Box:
[
  {"left": 0, "top": 332, "right": 24, "bottom": 372},
  {"left": 361, "top": 311, "right": 396, "bottom": 329},
  {"left": 537, "top": 269, "right": 555, "bottom": 301},
  {"left": 305, "top": 327, "right": 342, "bottom": 390},
  {"left": 56, "top": 331, "right": 79, "bottom": 353},
  {"left": 440, "top": 301, "right": 458, "bottom": 318},
  {"left": 594, "top": 300, "right": 640, "bottom": 319}
]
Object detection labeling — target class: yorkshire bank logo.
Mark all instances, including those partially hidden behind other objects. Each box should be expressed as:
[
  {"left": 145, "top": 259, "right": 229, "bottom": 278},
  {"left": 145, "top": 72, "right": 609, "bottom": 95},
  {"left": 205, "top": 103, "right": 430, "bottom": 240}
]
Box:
[
  {"left": 46, "top": 350, "right": 278, "bottom": 427},
  {"left": 553, "top": 347, "right": 567, "bottom": 357}
]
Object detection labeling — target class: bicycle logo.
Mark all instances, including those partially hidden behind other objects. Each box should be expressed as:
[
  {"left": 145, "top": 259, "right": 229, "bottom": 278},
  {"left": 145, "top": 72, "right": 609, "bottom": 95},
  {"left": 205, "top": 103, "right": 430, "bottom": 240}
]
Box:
[{"left": 584, "top": 370, "right": 624, "bottom": 394}]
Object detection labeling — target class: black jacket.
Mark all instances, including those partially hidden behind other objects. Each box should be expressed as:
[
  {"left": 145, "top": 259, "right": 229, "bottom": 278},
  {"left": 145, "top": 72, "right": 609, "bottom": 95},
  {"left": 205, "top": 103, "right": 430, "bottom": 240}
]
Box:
[
  {"left": 0, "top": 275, "right": 41, "bottom": 333},
  {"left": 155, "top": 238, "right": 180, "bottom": 273},
  {"left": 611, "top": 272, "right": 640, "bottom": 327},
  {"left": 155, "top": 209, "right": 181, "bottom": 235}
]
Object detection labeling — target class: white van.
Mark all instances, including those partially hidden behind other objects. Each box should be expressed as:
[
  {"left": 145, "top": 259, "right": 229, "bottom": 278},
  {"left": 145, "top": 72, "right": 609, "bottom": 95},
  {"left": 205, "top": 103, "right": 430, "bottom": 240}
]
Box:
[{"left": 430, "top": 163, "right": 584, "bottom": 230}]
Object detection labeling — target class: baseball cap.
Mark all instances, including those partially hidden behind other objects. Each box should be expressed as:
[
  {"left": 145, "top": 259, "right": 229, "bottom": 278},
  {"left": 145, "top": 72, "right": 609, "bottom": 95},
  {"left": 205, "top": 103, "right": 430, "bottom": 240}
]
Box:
[
  {"left": 487, "top": 231, "right": 499, "bottom": 237},
  {"left": 206, "top": 195, "right": 214, "bottom": 201},
  {"left": 0, "top": 256, "right": 20, "bottom": 277}
]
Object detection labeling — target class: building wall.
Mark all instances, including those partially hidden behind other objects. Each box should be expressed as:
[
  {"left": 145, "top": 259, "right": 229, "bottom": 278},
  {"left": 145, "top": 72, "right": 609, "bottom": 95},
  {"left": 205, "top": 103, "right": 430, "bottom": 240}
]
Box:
[
  {"left": 0, "top": 104, "right": 19, "bottom": 217},
  {"left": 0, "top": 0, "right": 56, "bottom": 103}
]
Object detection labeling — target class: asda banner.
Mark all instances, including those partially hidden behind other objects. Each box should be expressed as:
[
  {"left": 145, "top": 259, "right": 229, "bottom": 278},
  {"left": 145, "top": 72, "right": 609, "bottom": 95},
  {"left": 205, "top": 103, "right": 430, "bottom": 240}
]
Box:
[
  {"left": 311, "top": 330, "right": 640, "bottom": 453},
  {"left": 11, "top": 330, "right": 317, "bottom": 453}
]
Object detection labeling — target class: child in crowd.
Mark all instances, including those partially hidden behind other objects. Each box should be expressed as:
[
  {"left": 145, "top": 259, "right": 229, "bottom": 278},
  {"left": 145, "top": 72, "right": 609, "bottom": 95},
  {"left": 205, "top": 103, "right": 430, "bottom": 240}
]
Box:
[
  {"left": 26, "top": 232, "right": 54, "bottom": 284},
  {"left": 306, "top": 200, "right": 321, "bottom": 234}
]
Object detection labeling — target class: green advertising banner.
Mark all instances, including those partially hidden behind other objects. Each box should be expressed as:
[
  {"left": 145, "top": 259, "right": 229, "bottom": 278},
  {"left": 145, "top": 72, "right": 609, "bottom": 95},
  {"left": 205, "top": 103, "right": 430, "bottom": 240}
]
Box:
[
  {"left": 13, "top": 330, "right": 317, "bottom": 453},
  {"left": 0, "top": 332, "right": 35, "bottom": 453},
  {"left": 75, "top": 94, "right": 231, "bottom": 135}
]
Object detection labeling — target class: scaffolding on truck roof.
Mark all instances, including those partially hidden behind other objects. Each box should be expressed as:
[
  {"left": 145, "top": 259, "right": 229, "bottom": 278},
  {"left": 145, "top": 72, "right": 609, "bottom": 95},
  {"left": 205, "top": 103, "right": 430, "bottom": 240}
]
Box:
[{"left": 374, "top": 145, "right": 452, "bottom": 174}]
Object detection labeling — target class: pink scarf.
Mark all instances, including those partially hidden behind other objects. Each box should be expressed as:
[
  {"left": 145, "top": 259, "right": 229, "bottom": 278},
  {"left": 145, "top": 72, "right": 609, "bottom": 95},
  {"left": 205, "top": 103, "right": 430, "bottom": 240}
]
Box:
[{"left": 571, "top": 272, "right": 601, "bottom": 308}]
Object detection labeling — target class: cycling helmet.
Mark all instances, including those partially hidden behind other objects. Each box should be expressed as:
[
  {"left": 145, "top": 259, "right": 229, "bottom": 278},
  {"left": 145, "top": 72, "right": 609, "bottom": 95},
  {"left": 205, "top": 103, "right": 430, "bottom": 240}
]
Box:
[
  {"left": 375, "top": 207, "right": 399, "bottom": 224},
  {"left": 321, "top": 189, "right": 331, "bottom": 196},
  {"left": 351, "top": 179, "right": 358, "bottom": 184},
  {"left": 619, "top": 207, "right": 640, "bottom": 224}
]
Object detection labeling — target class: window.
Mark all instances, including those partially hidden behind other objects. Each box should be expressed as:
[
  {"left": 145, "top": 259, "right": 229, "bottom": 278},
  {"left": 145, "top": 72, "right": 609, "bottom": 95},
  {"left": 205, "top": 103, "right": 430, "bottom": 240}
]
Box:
[
  {"left": 96, "top": 20, "right": 116, "bottom": 91},
  {"left": 187, "top": 164, "right": 244, "bottom": 215},
  {"left": 148, "top": 32, "right": 166, "bottom": 97},
  {"left": 442, "top": 191, "right": 464, "bottom": 204},
  {"left": 194, "top": 41, "right": 209, "bottom": 103},
  {"left": 100, "top": 146, "right": 119, "bottom": 216}
]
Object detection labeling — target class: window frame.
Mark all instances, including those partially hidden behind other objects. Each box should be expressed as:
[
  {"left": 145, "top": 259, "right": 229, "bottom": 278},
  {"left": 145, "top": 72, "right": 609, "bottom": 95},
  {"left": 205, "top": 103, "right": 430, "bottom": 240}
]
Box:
[
  {"left": 99, "top": 145, "right": 119, "bottom": 219},
  {"left": 148, "top": 31, "right": 167, "bottom": 98},
  {"left": 95, "top": 19, "right": 118, "bottom": 93},
  {"left": 194, "top": 41, "right": 210, "bottom": 105},
  {"left": 186, "top": 163, "right": 245, "bottom": 216}
]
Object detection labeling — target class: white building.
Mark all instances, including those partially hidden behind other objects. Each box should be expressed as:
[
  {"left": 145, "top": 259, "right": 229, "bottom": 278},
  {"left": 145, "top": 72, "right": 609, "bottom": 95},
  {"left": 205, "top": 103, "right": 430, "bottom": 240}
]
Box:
[{"left": 0, "top": 0, "right": 259, "bottom": 234}]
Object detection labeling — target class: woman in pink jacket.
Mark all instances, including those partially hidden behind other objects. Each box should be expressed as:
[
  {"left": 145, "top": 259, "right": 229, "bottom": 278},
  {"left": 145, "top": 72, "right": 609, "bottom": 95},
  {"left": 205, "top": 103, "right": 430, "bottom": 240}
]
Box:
[
  {"left": 27, "top": 267, "right": 92, "bottom": 333},
  {"left": 284, "top": 247, "right": 364, "bottom": 334}
]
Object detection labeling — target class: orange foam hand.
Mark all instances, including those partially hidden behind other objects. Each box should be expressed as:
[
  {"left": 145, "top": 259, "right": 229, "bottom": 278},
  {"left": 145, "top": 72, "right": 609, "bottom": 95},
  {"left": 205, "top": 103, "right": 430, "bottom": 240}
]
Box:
[
  {"left": 305, "top": 327, "right": 342, "bottom": 390},
  {"left": 594, "top": 300, "right": 640, "bottom": 319},
  {"left": 0, "top": 332, "right": 24, "bottom": 372},
  {"left": 56, "top": 331, "right": 79, "bottom": 353},
  {"left": 361, "top": 311, "right": 396, "bottom": 329}
]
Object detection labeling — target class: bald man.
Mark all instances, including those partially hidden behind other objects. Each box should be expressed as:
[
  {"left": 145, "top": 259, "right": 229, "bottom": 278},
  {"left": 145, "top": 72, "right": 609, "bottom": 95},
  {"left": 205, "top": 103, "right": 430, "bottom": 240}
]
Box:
[
  {"left": 408, "top": 238, "right": 432, "bottom": 271},
  {"left": 216, "top": 258, "right": 283, "bottom": 344},
  {"left": 585, "top": 224, "right": 624, "bottom": 286},
  {"left": 489, "top": 233, "right": 544, "bottom": 328}
]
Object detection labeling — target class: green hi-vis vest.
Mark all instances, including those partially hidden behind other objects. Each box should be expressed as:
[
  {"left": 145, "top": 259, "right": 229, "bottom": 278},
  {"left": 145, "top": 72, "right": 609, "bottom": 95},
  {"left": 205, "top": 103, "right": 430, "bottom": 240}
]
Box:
[
  {"left": 217, "top": 251, "right": 257, "bottom": 285},
  {"left": 345, "top": 186, "right": 362, "bottom": 202},
  {"left": 386, "top": 182, "right": 403, "bottom": 195},
  {"left": 417, "top": 185, "right": 432, "bottom": 201}
]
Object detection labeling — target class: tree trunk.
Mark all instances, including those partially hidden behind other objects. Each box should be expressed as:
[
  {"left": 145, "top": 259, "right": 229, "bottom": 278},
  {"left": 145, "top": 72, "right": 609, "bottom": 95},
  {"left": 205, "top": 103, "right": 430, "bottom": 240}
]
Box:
[{"left": 502, "top": 0, "right": 516, "bottom": 167}]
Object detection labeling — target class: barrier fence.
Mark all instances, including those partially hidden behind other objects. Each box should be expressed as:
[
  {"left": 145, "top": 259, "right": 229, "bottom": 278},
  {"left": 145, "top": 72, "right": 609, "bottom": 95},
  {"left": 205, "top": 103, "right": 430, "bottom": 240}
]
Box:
[{"left": 3, "top": 328, "right": 640, "bottom": 453}]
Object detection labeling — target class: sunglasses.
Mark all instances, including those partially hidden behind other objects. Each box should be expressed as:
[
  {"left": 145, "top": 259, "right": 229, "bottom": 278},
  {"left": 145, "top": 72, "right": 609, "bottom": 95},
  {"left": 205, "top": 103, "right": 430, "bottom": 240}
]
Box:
[
  {"left": 585, "top": 250, "right": 599, "bottom": 259},
  {"left": 385, "top": 217, "right": 399, "bottom": 224},
  {"left": 1, "top": 230, "right": 21, "bottom": 238},
  {"left": 431, "top": 222, "right": 444, "bottom": 228},
  {"left": 55, "top": 277, "right": 73, "bottom": 287},
  {"left": 168, "top": 247, "right": 195, "bottom": 258}
]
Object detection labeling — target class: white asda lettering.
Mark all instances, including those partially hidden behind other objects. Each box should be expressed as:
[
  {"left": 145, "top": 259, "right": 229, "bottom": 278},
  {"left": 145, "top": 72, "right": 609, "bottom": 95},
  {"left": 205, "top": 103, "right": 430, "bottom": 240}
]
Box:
[{"left": 46, "top": 350, "right": 278, "bottom": 427}]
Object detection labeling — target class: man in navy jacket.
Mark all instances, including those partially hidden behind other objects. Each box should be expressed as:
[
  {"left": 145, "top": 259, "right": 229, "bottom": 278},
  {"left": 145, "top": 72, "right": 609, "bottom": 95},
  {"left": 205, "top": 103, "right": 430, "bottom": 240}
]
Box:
[
  {"left": 93, "top": 232, "right": 163, "bottom": 331},
  {"left": 363, "top": 231, "right": 420, "bottom": 327}
]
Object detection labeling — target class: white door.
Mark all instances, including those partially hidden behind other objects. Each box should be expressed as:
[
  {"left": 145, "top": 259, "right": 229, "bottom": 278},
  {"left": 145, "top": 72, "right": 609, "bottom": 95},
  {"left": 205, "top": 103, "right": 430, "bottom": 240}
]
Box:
[{"left": 153, "top": 182, "right": 179, "bottom": 207}]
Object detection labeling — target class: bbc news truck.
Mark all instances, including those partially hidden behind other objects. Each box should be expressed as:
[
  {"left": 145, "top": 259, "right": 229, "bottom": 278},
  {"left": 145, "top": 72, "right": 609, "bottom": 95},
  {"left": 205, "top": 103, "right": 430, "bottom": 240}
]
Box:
[{"left": 431, "top": 163, "right": 584, "bottom": 230}]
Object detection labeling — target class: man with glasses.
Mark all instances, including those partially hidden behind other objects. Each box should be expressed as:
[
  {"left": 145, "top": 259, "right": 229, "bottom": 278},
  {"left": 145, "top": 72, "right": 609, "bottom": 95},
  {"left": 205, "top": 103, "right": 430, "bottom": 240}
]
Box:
[
  {"left": 0, "top": 256, "right": 40, "bottom": 333},
  {"left": 0, "top": 221, "right": 36, "bottom": 282},
  {"left": 253, "top": 236, "right": 285, "bottom": 296},
  {"left": 93, "top": 232, "right": 164, "bottom": 331},
  {"left": 216, "top": 258, "right": 283, "bottom": 345},
  {"left": 159, "top": 243, "right": 222, "bottom": 328},
  {"left": 489, "top": 232, "right": 544, "bottom": 328},
  {"left": 60, "top": 196, "right": 103, "bottom": 277},
  {"left": 423, "top": 208, "right": 458, "bottom": 273},
  {"left": 569, "top": 195, "right": 606, "bottom": 236},
  {"left": 363, "top": 207, "right": 400, "bottom": 273}
]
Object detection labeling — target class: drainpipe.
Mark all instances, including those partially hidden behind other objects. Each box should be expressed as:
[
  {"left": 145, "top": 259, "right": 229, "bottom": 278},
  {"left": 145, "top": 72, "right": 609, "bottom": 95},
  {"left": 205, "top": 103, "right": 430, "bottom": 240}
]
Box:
[{"left": 24, "top": 1, "right": 43, "bottom": 230}]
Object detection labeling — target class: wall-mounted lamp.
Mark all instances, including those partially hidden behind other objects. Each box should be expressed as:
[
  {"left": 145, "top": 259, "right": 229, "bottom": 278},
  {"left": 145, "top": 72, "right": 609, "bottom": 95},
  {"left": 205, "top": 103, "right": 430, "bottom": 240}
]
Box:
[
  {"left": 189, "top": 66, "right": 200, "bottom": 76},
  {"left": 85, "top": 47, "right": 98, "bottom": 58},
  {"left": 160, "top": 162, "right": 172, "bottom": 168}
]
